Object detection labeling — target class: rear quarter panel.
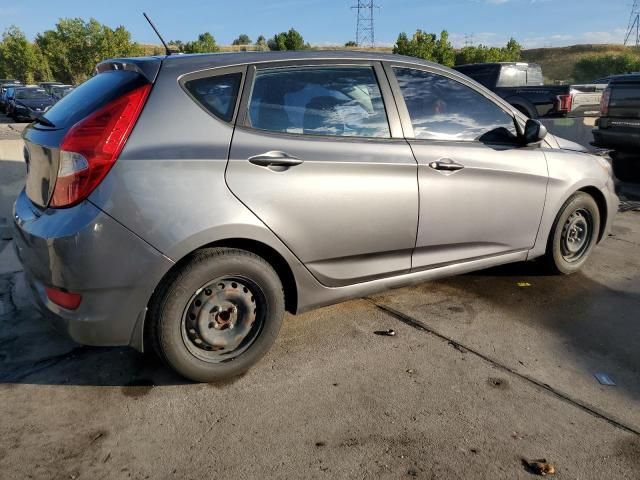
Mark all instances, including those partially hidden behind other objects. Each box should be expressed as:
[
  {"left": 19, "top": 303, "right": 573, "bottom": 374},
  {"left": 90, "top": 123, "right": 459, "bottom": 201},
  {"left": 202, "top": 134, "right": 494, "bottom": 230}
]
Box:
[{"left": 89, "top": 59, "right": 315, "bottom": 307}]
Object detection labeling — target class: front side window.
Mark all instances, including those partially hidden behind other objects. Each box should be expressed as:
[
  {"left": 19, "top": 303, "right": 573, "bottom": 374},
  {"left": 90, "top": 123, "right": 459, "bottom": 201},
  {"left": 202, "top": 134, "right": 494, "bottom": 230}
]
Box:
[
  {"left": 393, "top": 68, "right": 518, "bottom": 143},
  {"left": 248, "top": 66, "right": 390, "bottom": 138}
]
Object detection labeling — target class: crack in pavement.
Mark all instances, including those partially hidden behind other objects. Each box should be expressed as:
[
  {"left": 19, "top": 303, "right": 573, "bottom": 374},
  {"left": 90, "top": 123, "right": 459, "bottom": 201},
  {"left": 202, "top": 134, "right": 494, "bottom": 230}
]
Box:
[{"left": 367, "top": 298, "right": 640, "bottom": 437}]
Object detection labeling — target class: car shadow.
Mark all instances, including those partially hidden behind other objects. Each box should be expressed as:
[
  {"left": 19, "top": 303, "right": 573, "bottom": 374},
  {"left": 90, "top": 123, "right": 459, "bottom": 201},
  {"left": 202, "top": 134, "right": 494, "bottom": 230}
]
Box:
[{"left": 0, "top": 271, "right": 190, "bottom": 387}]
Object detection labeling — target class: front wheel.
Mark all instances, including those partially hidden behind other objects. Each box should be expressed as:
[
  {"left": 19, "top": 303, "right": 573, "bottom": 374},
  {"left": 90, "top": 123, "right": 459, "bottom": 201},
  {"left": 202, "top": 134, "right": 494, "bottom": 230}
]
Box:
[
  {"left": 150, "top": 248, "right": 285, "bottom": 382},
  {"left": 545, "top": 192, "right": 600, "bottom": 274}
]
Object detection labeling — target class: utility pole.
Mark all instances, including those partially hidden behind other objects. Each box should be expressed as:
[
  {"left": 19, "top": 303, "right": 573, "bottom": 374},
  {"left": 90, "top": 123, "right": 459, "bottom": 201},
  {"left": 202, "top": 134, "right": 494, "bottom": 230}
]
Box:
[
  {"left": 464, "top": 33, "right": 474, "bottom": 47},
  {"left": 625, "top": 0, "right": 640, "bottom": 46},
  {"left": 351, "top": 1, "right": 379, "bottom": 48}
]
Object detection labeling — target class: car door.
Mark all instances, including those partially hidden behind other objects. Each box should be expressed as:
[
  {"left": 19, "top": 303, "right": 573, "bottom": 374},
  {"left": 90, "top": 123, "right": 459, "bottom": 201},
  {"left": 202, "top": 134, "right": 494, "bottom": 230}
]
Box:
[
  {"left": 226, "top": 61, "right": 418, "bottom": 287},
  {"left": 385, "top": 64, "right": 548, "bottom": 270}
]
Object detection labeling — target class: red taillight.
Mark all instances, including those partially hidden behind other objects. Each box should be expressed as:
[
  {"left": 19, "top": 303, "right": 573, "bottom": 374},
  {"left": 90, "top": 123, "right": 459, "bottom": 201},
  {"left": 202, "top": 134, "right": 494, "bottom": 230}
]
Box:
[
  {"left": 50, "top": 83, "right": 152, "bottom": 208},
  {"left": 556, "top": 94, "right": 572, "bottom": 114},
  {"left": 45, "top": 287, "right": 82, "bottom": 310},
  {"left": 600, "top": 88, "right": 611, "bottom": 117}
]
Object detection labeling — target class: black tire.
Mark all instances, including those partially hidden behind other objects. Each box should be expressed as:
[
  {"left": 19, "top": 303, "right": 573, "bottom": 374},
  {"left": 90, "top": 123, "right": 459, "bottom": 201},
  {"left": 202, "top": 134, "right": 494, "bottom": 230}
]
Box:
[
  {"left": 545, "top": 192, "right": 600, "bottom": 275},
  {"left": 150, "top": 247, "right": 285, "bottom": 382},
  {"left": 611, "top": 151, "right": 639, "bottom": 183}
]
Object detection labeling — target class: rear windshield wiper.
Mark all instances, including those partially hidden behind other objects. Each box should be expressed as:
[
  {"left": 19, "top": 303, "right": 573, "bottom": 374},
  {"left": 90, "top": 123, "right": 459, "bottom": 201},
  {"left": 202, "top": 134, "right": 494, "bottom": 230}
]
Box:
[{"left": 33, "top": 116, "right": 56, "bottom": 128}]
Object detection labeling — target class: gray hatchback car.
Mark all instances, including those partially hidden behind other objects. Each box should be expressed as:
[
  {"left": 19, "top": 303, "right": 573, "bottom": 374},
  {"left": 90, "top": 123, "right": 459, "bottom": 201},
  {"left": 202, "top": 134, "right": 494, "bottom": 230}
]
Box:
[{"left": 14, "top": 51, "right": 617, "bottom": 382}]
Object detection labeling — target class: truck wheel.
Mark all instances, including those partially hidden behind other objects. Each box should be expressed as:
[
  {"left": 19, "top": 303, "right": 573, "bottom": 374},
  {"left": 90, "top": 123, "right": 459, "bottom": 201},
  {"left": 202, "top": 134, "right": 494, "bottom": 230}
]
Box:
[
  {"left": 544, "top": 192, "right": 600, "bottom": 275},
  {"left": 611, "top": 151, "right": 637, "bottom": 182},
  {"left": 150, "top": 247, "right": 285, "bottom": 382}
]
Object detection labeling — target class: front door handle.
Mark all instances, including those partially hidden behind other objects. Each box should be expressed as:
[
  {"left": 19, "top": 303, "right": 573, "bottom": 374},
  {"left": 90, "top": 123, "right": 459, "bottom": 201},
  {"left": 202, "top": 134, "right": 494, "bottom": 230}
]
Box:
[
  {"left": 428, "top": 159, "right": 465, "bottom": 172},
  {"left": 248, "top": 151, "right": 304, "bottom": 168}
]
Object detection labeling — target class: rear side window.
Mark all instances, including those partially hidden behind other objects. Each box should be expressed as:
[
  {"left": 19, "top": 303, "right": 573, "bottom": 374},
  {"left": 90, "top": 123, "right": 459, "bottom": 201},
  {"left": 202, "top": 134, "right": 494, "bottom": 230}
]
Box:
[
  {"left": 393, "top": 68, "right": 518, "bottom": 143},
  {"left": 43, "top": 70, "right": 148, "bottom": 129},
  {"left": 248, "top": 66, "right": 390, "bottom": 138},
  {"left": 184, "top": 73, "right": 242, "bottom": 122},
  {"left": 496, "top": 66, "right": 527, "bottom": 87}
]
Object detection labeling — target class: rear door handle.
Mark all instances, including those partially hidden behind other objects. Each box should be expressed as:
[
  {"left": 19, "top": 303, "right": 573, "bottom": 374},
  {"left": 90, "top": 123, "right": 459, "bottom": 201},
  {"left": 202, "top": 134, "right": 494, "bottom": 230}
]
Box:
[
  {"left": 248, "top": 151, "right": 304, "bottom": 168},
  {"left": 428, "top": 159, "right": 465, "bottom": 172}
]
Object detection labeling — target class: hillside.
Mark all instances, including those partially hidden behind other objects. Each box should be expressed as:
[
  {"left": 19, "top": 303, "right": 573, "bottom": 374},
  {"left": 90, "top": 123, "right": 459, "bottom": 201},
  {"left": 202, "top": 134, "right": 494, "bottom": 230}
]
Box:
[
  {"left": 522, "top": 44, "right": 640, "bottom": 82},
  {"left": 140, "top": 43, "right": 640, "bottom": 83}
]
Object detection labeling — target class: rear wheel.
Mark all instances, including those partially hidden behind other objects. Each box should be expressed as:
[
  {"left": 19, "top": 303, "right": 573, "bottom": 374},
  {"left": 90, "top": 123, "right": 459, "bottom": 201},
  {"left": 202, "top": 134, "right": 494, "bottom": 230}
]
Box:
[
  {"left": 151, "top": 248, "right": 285, "bottom": 382},
  {"left": 545, "top": 192, "right": 600, "bottom": 274}
]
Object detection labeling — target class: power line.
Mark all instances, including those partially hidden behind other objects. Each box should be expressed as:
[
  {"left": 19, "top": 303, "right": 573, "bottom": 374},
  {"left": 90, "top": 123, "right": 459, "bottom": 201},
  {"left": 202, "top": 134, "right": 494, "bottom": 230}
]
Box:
[
  {"left": 624, "top": 0, "right": 640, "bottom": 46},
  {"left": 351, "top": 1, "right": 380, "bottom": 48},
  {"left": 464, "top": 33, "right": 474, "bottom": 47}
]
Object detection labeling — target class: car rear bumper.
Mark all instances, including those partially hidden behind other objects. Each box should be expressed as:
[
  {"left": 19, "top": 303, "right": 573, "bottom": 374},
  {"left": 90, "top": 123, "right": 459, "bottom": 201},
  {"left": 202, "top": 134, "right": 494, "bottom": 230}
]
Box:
[
  {"left": 12, "top": 190, "right": 174, "bottom": 350},
  {"left": 592, "top": 128, "right": 640, "bottom": 152}
]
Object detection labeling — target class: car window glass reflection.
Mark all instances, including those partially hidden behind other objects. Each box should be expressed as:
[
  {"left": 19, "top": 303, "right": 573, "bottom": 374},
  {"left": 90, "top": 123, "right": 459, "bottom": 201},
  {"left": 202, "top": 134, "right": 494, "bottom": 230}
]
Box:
[
  {"left": 393, "top": 68, "right": 518, "bottom": 143},
  {"left": 249, "top": 67, "right": 390, "bottom": 138}
]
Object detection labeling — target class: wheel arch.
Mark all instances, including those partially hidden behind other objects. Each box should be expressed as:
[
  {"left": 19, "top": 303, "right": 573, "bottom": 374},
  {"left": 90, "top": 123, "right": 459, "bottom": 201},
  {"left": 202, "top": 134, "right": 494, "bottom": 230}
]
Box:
[
  {"left": 578, "top": 186, "right": 608, "bottom": 243},
  {"left": 140, "top": 236, "right": 301, "bottom": 353}
]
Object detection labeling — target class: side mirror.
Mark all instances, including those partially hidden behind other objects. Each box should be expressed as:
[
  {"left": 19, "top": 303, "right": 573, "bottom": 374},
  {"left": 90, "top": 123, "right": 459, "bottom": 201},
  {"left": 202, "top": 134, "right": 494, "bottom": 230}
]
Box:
[{"left": 523, "top": 119, "right": 547, "bottom": 145}]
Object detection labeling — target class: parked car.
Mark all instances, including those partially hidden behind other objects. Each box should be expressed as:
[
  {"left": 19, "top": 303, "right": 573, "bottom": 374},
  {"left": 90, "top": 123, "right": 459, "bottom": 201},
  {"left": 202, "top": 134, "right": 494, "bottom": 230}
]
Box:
[
  {"left": 38, "top": 81, "right": 65, "bottom": 94},
  {"left": 0, "top": 83, "right": 22, "bottom": 113},
  {"left": 9, "top": 87, "right": 55, "bottom": 122},
  {"left": 1, "top": 86, "right": 18, "bottom": 115},
  {"left": 0, "top": 79, "right": 21, "bottom": 85},
  {"left": 592, "top": 74, "right": 640, "bottom": 181},
  {"left": 454, "top": 62, "right": 604, "bottom": 118},
  {"left": 14, "top": 51, "right": 618, "bottom": 382},
  {"left": 49, "top": 85, "right": 74, "bottom": 102}
]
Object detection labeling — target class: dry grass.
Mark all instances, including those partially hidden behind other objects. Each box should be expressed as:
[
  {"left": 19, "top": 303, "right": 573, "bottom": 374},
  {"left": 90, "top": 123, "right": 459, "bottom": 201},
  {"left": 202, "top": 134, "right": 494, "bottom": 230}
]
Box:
[{"left": 522, "top": 44, "right": 640, "bottom": 82}]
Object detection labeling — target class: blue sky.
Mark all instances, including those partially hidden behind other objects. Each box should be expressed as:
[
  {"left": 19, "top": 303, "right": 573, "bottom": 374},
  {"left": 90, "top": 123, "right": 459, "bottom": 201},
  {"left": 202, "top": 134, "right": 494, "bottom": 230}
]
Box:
[{"left": 0, "top": 0, "right": 631, "bottom": 48}]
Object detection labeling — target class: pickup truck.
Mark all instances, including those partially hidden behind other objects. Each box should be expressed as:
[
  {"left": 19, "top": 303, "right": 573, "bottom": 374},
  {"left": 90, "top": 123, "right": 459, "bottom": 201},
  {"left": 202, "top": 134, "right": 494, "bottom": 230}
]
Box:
[
  {"left": 592, "top": 74, "right": 640, "bottom": 181},
  {"left": 593, "top": 73, "right": 640, "bottom": 151},
  {"left": 454, "top": 62, "right": 604, "bottom": 118}
]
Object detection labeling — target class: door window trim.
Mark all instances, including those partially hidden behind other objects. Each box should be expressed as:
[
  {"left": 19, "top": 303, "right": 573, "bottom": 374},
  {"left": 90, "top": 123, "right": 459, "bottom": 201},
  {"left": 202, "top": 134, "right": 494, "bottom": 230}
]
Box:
[
  {"left": 235, "top": 60, "right": 405, "bottom": 140},
  {"left": 383, "top": 62, "right": 528, "bottom": 144}
]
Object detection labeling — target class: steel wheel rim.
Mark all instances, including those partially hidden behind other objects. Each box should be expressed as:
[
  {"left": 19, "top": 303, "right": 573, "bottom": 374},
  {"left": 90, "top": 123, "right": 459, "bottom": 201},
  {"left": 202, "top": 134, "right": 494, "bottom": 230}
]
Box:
[
  {"left": 181, "top": 276, "right": 266, "bottom": 363},
  {"left": 560, "top": 208, "right": 593, "bottom": 263}
]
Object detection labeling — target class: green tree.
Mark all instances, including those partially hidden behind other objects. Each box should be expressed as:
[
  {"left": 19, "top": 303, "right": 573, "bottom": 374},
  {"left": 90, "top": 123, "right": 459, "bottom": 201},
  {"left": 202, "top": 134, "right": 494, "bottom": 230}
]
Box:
[
  {"left": 35, "top": 18, "right": 141, "bottom": 84},
  {"left": 255, "top": 35, "right": 268, "bottom": 51},
  {"left": 268, "top": 28, "right": 307, "bottom": 51},
  {"left": 232, "top": 34, "right": 252, "bottom": 46},
  {"left": 393, "top": 30, "right": 455, "bottom": 67},
  {"left": 168, "top": 39, "right": 185, "bottom": 53},
  {"left": 573, "top": 54, "right": 640, "bottom": 83},
  {"left": 454, "top": 38, "right": 522, "bottom": 66},
  {"left": 183, "top": 32, "right": 220, "bottom": 54},
  {"left": 0, "top": 26, "right": 48, "bottom": 83},
  {"left": 345, "top": 40, "right": 358, "bottom": 47}
]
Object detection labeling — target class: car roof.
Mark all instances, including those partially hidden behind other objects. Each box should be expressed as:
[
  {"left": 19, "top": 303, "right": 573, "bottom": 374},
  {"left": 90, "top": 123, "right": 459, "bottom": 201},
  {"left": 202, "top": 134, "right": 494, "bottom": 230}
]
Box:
[
  {"left": 105, "top": 50, "right": 452, "bottom": 77},
  {"left": 608, "top": 73, "right": 640, "bottom": 84}
]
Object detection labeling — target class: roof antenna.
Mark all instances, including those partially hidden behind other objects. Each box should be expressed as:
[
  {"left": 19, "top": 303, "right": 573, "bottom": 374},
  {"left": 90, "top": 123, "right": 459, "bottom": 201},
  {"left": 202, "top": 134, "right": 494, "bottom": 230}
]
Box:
[{"left": 143, "top": 12, "right": 172, "bottom": 56}]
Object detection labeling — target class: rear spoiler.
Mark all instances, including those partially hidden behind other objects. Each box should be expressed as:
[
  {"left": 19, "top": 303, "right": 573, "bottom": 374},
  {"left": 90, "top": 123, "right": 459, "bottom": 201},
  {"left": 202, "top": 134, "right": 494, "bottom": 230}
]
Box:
[{"left": 95, "top": 57, "right": 163, "bottom": 84}]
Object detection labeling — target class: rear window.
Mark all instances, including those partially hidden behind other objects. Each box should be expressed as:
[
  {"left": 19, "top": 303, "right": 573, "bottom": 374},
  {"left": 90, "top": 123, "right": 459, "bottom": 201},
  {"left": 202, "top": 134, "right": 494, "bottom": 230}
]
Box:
[
  {"left": 42, "top": 70, "right": 147, "bottom": 129},
  {"left": 184, "top": 73, "right": 242, "bottom": 122},
  {"left": 16, "top": 89, "right": 48, "bottom": 99}
]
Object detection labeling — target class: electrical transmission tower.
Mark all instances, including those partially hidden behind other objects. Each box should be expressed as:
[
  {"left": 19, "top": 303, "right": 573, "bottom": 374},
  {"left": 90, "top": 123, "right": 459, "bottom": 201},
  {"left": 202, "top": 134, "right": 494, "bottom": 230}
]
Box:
[
  {"left": 625, "top": 0, "right": 640, "bottom": 46},
  {"left": 464, "top": 34, "right": 474, "bottom": 47},
  {"left": 351, "top": 1, "right": 379, "bottom": 48}
]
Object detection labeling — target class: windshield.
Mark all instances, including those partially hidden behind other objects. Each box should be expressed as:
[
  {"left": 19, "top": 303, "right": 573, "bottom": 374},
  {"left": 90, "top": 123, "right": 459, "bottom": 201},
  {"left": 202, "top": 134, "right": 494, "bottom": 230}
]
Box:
[{"left": 16, "top": 89, "right": 49, "bottom": 100}]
